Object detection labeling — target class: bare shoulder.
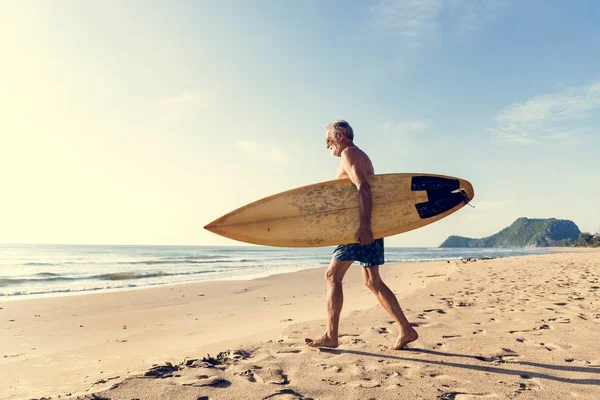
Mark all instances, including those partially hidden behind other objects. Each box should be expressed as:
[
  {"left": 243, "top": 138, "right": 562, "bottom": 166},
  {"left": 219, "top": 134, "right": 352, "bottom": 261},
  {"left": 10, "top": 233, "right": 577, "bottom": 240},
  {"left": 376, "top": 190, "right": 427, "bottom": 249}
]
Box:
[
  {"left": 341, "top": 146, "right": 374, "bottom": 175},
  {"left": 341, "top": 146, "right": 368, "bottom": 162}
]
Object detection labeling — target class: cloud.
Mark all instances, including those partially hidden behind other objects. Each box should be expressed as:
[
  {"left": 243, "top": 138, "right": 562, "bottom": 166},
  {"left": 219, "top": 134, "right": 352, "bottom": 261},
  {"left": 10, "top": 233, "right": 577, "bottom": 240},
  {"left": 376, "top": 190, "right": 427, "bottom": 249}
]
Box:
[
  {"left": 490, "top": 79, "right": 600, "bottom": 146},
  {"left": 371, "top": 0, "right": 441, "bottom": 40},
  {"left": 371, "top": 0, "right": 508, "bottom": 41},
  {"left": 163, "top": 91, "right": 200, "bottom": 104},
  {"left": 237, "top": 140, "right": 290, "bottom": 164},
  {"left": 455, "top": 0, "right": 509, "bottom": 37},
  {"left": 383, "top": 119, "right": 430, "bottom": 136},
  {"left": 497, "top": 83, "right": 600, "bottom": 124},
  {"left": 488, "top": 128, "right": 539, "bottom": 146}
]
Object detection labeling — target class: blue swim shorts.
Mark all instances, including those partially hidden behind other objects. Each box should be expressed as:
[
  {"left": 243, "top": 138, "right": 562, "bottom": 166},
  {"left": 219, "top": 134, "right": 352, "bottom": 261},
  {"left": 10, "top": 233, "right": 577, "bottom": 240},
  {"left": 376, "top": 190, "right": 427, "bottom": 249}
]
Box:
[{"left": 332, "top": 238, "right": 385, "bottom": 267}]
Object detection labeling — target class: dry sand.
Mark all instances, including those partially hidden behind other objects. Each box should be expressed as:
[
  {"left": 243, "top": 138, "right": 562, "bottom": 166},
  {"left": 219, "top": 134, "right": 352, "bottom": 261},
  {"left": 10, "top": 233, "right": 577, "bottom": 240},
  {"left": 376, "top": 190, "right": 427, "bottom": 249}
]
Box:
[{"left": 1, "top": 250, "right": 599, "bottom": 399}]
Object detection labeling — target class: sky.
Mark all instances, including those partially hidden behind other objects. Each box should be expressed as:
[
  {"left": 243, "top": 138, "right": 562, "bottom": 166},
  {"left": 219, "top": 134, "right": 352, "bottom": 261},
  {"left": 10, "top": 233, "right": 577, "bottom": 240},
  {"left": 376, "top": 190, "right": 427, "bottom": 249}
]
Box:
[{"left": 1, "top": 0, "right": 599, "bottom": 247}]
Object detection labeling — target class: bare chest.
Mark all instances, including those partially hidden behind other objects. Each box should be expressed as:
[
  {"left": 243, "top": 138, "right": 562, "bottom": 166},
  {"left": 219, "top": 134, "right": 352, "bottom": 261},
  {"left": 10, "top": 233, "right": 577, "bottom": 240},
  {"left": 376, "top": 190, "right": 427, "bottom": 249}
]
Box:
[{"left": 335, "top": 164, "right": 350, "bottom": 180}]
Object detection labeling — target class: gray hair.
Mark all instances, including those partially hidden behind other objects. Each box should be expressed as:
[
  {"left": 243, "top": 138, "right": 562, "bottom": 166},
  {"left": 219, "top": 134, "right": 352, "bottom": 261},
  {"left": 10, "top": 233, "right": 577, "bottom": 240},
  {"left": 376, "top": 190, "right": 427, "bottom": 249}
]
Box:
[{"left": 326, "top": 119, "right": 354, "bottom": 141}]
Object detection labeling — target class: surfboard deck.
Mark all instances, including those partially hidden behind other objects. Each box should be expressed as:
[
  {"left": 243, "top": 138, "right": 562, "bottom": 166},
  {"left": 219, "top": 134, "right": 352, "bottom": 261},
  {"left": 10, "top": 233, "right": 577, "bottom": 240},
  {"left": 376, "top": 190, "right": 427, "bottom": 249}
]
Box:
[{"left": 204, "top": 173, "right": 474, "bottom": 247}]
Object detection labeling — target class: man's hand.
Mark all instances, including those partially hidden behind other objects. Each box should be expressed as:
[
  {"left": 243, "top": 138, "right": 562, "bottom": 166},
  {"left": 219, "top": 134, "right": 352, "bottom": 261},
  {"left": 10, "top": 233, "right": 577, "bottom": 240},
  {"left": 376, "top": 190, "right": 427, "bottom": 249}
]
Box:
[{"left": 355, "top": 226, "right": 374, "bottom": 245}]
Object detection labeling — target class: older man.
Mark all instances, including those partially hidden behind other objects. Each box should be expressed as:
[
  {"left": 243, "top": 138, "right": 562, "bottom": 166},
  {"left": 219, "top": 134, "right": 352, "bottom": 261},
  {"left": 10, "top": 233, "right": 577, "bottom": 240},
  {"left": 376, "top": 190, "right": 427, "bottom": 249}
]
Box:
[{"left": 304, "top": 120, "right": 418, "bottom": 350}]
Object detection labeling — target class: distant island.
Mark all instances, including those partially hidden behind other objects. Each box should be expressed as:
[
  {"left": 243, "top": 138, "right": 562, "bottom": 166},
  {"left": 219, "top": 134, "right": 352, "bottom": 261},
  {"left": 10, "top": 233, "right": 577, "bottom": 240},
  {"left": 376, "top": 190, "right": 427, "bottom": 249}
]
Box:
[{"left": 439, "top": 217, "right": 588, "bottom": 248}]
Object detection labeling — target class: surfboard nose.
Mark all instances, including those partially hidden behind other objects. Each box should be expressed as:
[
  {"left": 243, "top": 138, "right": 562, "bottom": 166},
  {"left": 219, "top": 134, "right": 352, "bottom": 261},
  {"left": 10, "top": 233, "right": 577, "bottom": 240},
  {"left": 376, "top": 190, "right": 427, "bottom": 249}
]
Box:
[{"left": 203, "top": 221, "right": 217, "bottom": 231}]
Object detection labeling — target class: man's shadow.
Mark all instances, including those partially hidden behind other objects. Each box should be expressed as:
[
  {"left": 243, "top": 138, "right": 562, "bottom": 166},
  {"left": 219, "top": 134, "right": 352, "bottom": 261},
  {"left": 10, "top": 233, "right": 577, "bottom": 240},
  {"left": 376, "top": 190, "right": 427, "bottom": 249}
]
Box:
[{"left": 317, "top": 347, "right": 600, "bottom": 385}]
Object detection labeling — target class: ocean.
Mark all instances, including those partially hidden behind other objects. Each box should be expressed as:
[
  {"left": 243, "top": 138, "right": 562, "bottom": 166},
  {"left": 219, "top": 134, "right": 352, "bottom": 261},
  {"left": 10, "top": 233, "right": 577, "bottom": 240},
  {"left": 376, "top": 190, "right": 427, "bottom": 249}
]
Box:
[{"left": 0, "top": 244, "right": 548, "bottom": 299}]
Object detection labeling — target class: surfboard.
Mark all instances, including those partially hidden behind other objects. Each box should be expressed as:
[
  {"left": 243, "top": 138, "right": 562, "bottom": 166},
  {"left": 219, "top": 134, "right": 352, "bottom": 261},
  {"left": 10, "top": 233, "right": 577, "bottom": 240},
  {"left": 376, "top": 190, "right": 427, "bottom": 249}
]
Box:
[{"left": 204, "top": 173, "right": 474, "bottom": 247}]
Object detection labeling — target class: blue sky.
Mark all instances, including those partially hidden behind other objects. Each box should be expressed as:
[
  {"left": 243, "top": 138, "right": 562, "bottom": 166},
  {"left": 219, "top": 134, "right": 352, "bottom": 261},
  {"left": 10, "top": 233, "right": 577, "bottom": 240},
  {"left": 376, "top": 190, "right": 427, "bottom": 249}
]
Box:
[{"left": 1, "top": 1, "right": 599, "bottom": 246}]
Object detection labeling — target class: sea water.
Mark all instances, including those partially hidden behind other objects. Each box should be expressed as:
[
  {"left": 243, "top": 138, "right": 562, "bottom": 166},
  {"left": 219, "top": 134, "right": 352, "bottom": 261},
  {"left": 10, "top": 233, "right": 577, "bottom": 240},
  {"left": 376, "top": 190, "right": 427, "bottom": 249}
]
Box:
[{"left": 0, "top": 244, "right": 548, "bottom": 299}]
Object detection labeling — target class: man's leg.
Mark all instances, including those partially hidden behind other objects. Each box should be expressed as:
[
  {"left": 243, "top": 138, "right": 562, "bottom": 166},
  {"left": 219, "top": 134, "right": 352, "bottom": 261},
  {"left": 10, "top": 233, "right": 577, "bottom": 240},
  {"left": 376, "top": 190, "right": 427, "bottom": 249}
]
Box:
[
  {"left": 362, "top": 265, "right": 419, "bottom": 350},
  {"left": 305, "top": 259, "right": 353, "bottom": 348}
]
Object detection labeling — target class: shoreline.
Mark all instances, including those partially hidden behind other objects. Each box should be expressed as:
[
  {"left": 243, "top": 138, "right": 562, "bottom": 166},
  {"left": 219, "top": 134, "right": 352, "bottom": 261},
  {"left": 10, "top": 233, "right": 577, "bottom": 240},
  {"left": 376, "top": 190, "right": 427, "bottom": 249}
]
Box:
[{"left": 0, "top": 264, "right": 329, "bottom": 302}]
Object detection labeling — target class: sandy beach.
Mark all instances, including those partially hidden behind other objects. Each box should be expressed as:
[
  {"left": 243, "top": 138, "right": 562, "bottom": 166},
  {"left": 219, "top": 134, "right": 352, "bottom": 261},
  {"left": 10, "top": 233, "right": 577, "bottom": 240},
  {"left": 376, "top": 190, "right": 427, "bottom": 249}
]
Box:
[{"left": 2, "top": 250, "right": 599, "bottom": 399}]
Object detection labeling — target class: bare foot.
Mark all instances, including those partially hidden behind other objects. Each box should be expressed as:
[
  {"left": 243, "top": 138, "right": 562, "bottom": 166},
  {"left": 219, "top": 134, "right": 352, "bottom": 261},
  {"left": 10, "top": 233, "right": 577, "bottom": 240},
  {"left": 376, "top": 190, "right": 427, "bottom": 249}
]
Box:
[
  {"left": 389, "top": 327, "right": 419, "bottom": 350},
  {"left": 305, "top": 333, "right": 339, "bottom": 348}
]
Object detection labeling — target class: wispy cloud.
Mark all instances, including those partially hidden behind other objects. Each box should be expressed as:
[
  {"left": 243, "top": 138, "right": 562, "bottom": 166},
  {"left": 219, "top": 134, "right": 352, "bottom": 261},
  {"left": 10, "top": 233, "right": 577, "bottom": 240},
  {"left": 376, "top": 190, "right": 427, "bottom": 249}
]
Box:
[
  {"left": 455, "top": 0, "right": 509, "bottom": 37},
  {"left": 371, "top": 0, "right": 508, "bottom": 42},
  {"left": 490, "top": 79, "right": 600, "bottom": 146},
  {"left": 383, "top": 119, "right": 430, "bottom": 136},
  {"left": 237, "top": 140, "right": 290, "bottom": 164},
  {"left": 489, "top": 130, "right": 539, "bottom": 146},
  {"left": 163, "top": 91, "right": 200, "bottom": 104},
  {"left": 371, "top": 0, "right": 441, "bottom": 41}
]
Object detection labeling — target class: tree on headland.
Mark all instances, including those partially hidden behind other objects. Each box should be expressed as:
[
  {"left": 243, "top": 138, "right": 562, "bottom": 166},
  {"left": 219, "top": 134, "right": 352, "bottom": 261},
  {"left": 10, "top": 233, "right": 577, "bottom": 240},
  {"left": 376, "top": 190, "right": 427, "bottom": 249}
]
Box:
[{"left": 574, "top": 232, "right": 600, "bottom": 247}]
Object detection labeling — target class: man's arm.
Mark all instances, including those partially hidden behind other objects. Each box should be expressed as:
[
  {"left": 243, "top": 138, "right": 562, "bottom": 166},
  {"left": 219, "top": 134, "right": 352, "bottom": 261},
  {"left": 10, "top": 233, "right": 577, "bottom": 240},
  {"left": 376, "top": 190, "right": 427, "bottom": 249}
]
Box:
[{"left": 341, "top": 148, "right": 374, "bottom": 245}]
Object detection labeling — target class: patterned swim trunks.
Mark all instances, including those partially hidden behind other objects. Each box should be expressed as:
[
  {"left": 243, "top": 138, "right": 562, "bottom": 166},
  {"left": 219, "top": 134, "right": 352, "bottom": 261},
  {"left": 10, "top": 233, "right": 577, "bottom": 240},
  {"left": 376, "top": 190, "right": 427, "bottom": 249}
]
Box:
[{"left": 332, "top": 238, "right": 385, "bottom": 267}]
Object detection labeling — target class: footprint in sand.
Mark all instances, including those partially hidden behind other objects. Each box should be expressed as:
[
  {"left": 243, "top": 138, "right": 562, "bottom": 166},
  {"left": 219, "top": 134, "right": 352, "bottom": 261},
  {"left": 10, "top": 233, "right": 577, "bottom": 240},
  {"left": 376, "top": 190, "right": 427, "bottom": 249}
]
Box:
[
  {"left": 513, "top": 379, "right": 542, "bottom": 397},
  {"left": 442, "top": 335, "right": 462, "bottom": 340},
  {"left": 276, "top": 349, "right": 303, "bottom": 355},
  {"left": 445, "top": 300, "right": 475, "bottom": 308},
  {"left": 475, "top": 348, "right": 520, "bottom": 363},
  {"left": 254, "top": 367, "right": 289, "bottom": 385},
  {"left": 262, "top": 388, "right": 312, "bottom": 400},
  {"left": 381, "top": 361, "right": 414, "bottom": 373},
  {"left": 235, "top": 369, "right": 258, "bottom": 382},
  {"left": 349, "top": 337, "right": 366, "bottom": 345},
  {"left": 347, "top": 364, "right": 365, "bottom": 375},
  {"left": 565, "top": 358, "right": 596, "bottom": 365},
  {"left": 349, "top": 378, "right": 380, "bottom": 388},
  {"left": 382, "top": 370, "right": 402, "bottom": 380},
  {"left": 318, "top": 364, "right": 342, "bottom": 373},
  {"left": 424, "top": 308, "right": 447, "bottom": 314},
  {"left": 183, "top": 376, "right": 232, "bottom": 388},
  {"left": 509, "top": 329, "right": 532, "bottom": 335},
  {"left": 534, "top": 342, "right": 572, "bottom": 351},
  {"left": 437, "top": 392, "right": 497, "bottom": 399},
  {"left": 339, "top": 333, "right": 360, "bottom": 337},
  {"left": 427, "top": 371, "right": 455, "bottom": 381},
  {"left": 321, "top": 377, "right": 345, "bottom": 386},
  {"left": 547, "top": 317, "right": 571, "bottom": 324}
]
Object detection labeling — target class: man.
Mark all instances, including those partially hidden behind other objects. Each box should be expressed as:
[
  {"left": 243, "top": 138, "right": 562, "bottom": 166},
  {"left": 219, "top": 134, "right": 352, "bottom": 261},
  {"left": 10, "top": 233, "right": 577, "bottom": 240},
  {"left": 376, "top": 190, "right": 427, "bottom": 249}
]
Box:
[{"left": 304, "top": 120, "right": 418, "bottom": 350}]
